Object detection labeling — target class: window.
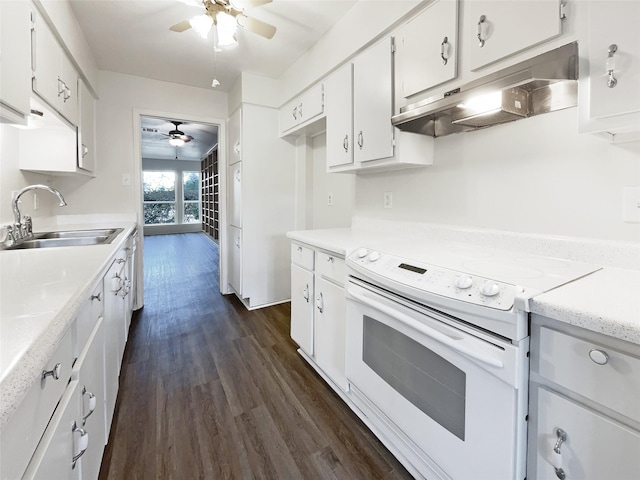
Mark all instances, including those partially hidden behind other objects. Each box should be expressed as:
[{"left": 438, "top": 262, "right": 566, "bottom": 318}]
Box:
[
  {"left": 143, "top": 171, "right": 176, "bottom": 224},
  {"left": 183, "top": 172, "right": 200, "bottom": 223}
]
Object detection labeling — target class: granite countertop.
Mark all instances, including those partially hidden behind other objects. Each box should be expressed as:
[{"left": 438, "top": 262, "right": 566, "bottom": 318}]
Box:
[
  {"left": 0, "top": 222, "right": 137, "bottom": 429},
  {"left": 288, "top": 224, "right": 640, "bottom": 347}
]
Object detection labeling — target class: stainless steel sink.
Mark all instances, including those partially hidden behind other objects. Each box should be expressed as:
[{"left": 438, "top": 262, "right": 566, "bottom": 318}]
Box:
[{"left": 3, "top": 228, "right": 124, "bottom": 250}]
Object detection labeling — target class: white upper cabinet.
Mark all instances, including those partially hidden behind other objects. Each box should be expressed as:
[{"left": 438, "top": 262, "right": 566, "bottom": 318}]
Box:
[
  {"left": 578, "top": 0, "right": 640, "bottom": 143},
  {"left": 228, "top": 161, "right": 242, "bottom": 228},
  {"left": 325, "top": 63, "right": 353, "bottom": 169},
  {"left": 0, "top": 0, "right": 31, "bottom": 125},
  {"left": 77, "top": 79, "right": 96, "bottom": 174},
  {"left": 353, "top": 37, "right": 395, "bottom": 164},
  {"left": 395, "top": 0, "right": 459, "bottom": 100},
  {"left": 32, "top": 10, "right": 79, "bottom": 126},
  {"left": 464, "top": 0, "right": 563, "bottom": 71},
  {"left": 279, "top": 82, "right": 324, "bottom": 136}
]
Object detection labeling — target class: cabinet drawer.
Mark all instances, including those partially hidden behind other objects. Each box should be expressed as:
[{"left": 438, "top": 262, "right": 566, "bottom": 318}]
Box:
[
  {"left": 76, "top": 281, "right": 103, "bottom": 357},
  {"left": 538, "top": 327, "right": 640, "bottom": 422},
  {"left": 291, "top": 243, "right": 314, "bottom": 270},
  {"left": 315, "top": 251, "right": 345, "bottom": 285},
  {"left": 0, "top": 328, "right": 73, "bottom": 480}
]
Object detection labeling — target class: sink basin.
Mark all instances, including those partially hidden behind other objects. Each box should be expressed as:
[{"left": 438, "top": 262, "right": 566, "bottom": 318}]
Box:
[{"left": 2, "top": 228, "right": 124, "bottom": 250}]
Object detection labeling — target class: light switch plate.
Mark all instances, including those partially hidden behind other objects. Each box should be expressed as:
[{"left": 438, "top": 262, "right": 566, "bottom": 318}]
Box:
[
  {"left": 623, "top": 187, "right": 640, "bottom": 223},
  {"left": 384, "top": 191, "right": 393, "bottom": 209}
]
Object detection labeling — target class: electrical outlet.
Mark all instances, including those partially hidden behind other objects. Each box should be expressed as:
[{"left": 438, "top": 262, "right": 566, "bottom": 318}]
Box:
[
  {"left": 623, "top": 187, "right": 640, "bottom": 223},
  {"left": 327, "top": 193, "right": 333, "bottom": 206},
  {"left": 384, "top": 191, "right": 393, "bottom": 209}
]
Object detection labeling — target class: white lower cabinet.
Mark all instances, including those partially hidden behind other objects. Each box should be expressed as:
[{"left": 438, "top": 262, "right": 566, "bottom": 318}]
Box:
[
  {"left": 528, "top": 316, "right": 640, "bottom": 480},
  {"left": 290, "top": 242, "right": 347, "bottom": 391}
]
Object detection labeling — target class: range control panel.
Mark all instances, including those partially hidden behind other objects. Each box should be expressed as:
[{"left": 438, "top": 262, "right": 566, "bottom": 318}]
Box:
[{"left": 347, "top": 248, "right": 522, "bottom": 311}]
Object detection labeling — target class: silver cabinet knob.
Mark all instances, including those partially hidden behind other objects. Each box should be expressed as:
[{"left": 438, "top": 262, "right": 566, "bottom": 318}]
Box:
[
  {"left": 589, "top": 349, "right": 609, "bottom": 365},
  {"left": 42, "top": 362, "right": 61, "bottom": 380}
]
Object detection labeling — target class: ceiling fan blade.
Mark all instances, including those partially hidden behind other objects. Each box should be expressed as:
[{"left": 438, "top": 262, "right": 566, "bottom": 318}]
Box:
[
  {"left": 236, "top": 15, "right": 276, "bottom": 39},
  {"left": 170, "top": 20, "right": 192, "bottom": 33},
  {"left": 176, "top": 0, "right": 205, "bottom": 7}
]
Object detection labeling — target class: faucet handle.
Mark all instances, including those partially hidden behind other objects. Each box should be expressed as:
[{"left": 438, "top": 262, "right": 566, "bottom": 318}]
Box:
[
  {"left": 22, "top": 216, "right": 33, "bottom": 239},
  {"left": 1, "top": 225, "right": 17, "bottom": 248}
]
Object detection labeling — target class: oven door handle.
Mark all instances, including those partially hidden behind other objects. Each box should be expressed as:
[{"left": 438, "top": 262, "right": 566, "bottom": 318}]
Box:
[{"left": 349, "top": 291, "right": 504, "bottom": 369}]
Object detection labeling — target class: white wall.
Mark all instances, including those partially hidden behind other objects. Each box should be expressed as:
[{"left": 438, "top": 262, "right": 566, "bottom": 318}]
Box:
[
  {"left": 55, "top": 71, "right": 228, "bottom": 219},
  {"left": 354, "top": 107, "right": 640, "bottom": 242},
  {"left": 311, "top": 133, "right": 354, "bottom": 229}
]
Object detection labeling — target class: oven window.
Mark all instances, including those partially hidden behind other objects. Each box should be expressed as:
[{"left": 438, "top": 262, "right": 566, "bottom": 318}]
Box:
[{"left": 363, "top": 316, "right": 466, "bottom": 440}]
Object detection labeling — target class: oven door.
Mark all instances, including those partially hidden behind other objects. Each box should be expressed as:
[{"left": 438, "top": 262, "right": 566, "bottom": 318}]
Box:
[{"left": 346, "top": 279, "right": 528, "bottom": 480}]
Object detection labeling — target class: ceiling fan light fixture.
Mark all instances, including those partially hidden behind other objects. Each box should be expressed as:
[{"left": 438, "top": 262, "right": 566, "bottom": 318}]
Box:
[
  {"left": 189, "top": 14, "right": 213, "bottom": 39},
  {"left": 169, "top": 136, "right": 185, "bottom": 147},
  {"left": 216, "top": 11, "right": 238, "bottom": 46},
  {"left": 211, "top": 78, "right": 221, "bottom": 88}
]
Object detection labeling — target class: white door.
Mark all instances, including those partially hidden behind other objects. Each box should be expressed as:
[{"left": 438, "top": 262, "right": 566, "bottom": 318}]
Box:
[
  {"left": 228, "top": 161, "right": 242, "bottom": 228},
  {"left": 325, "top": 63, "right": 353, "bottom": 168},
  {"left": 314, "top": 277, "right": 347, "bottom": 390},
  {"left": 353, "top": 38, "right": 394, "bottom": 163},
  {"left": 533, "top": 387, "right": 640, "bottom": 480},
  {"left": 290, "top": 264, "right": 314, "bottom": 355}
]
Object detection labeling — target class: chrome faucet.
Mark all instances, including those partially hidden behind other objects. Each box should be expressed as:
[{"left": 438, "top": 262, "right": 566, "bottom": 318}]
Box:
[{"left": 2, "top": 184, "right": 67, "bottom": 248}]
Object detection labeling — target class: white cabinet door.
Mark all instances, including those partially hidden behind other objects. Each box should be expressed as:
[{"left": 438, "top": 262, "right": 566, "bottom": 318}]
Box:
[
  {"left": 353, "top": 38, "right": 394, "bottom": 163},
  {"left": 78, "top": 79, "right": 96, "bottom": 173},
  {"left": 228, "top": 108, "right": 242, "bottom": 165},
  {"left": 22, "top": 381, "right": 82, "bottom": 480},
  {"left": 59, "top": 54, "right": 78, "bottom": 126},
  {"left": 533, "top": 387, "right": 640, "bottom": 480},
  {"left": 297, "top": 83, "right": 324, "bottom": 125},
  {"left": 290, "top": 264, "right": 314, "bottom": 355},
  {"left": 75, "top": 318, "right": 106, "bottom": 480},
  {"left": 228, "top": 225, "right": 242, "bottom": 295},
  {"left": 279, "top": 98, "right": 299, "bottom": 133},
  {"left": 314, "top": 277, "right": 347, "bottom": 390},
  {"left": 465, "top": 0, "right": 563, "bottom": 71},
  {"left": 587, "top": 1, "right": 640, "bottom": 120},
  {"left": 395, "top": 0, "right": 458, "bottom": 99},
  {"left": 0, "top": 0, "right": 31, "bottom": 124},
  {"left": 228, "top": 162, "right": 242, "bottom": 228},
  {"left": 325, "top": 63, "right": 354, "bottom": 168},
  {"left": 103, "top": 260, "right": 124, "bottom": 434}
]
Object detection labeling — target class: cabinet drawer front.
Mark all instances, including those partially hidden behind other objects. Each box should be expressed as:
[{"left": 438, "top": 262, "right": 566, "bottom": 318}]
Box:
[
  {"left": 533, "top": 387, "right": 640, "bottom": 480},
  {"left": 538, "top": 327, "right": 640, "bottom": 422},
  {"left": 315, "top": 251, "right": 345, "bottom": 285},
  {"left": 0, "top": 328, "right": 73, "bottom": 480},
  {"left": 291, "top": 243, "right": 314, "bottom": 270},
  {"left": 76, "top": 281, "right": 103, "bottom": 356}
]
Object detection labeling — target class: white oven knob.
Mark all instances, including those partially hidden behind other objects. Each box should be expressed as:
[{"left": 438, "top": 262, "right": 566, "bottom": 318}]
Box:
[
  {"left": 480, "top": 281, "right": 500, "bottom": 297},
  {"left": 455, "top": 275, "right": 473, "bottom": 289},
  {"left": 368, "top": 251, "right": 381, "bottom": 262},
  {"left": 357, "top": 248, "right": 368, "bottom": 258}
]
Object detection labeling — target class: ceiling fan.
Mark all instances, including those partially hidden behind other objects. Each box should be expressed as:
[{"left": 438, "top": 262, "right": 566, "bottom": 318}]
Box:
[
  {"left": 170, "top": 0, "right": 276, "bottom": 42},
  {"left": 163, "top": 121, "right": 194, "bottom": 146}
]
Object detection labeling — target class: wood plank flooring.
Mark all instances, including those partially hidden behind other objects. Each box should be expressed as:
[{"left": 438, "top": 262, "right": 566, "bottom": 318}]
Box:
[{"left": 99, "top": 233, "right": 412, "bottom": 480}]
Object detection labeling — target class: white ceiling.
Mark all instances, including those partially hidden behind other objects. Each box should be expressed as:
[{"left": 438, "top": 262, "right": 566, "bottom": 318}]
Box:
[
  {"left": 69, "top": 0, "right": 357, "bottom": 91},
  {"left": 69, "top": 0, "right": 356, "bottom": 161}
]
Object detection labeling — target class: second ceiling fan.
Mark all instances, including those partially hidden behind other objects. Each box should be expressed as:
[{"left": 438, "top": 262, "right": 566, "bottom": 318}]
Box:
[{"left": 170, "top": 0, "right": 276, "bottom": 42}]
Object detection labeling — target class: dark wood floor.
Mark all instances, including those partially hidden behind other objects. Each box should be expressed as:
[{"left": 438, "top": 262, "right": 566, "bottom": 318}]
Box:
[{"left": 99, "top": 233, "right": 412, "bottom": 480}]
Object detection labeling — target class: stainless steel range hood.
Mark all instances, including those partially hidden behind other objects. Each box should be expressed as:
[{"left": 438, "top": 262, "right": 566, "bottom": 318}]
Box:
[{"left": 392, "top": 42, "right": 579, "bottom": 137}]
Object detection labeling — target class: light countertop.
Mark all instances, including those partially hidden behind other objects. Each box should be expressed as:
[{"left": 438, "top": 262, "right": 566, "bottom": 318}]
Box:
[
  {"left": 0, "top": 222, "right": 137, "bottom": 429},
  {"left": 288, "top": 224, "right": 640, "bottom": 347}
]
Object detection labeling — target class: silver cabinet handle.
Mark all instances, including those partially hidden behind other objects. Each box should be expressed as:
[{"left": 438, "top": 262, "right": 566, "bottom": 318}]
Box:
[
  {"left": 316, "top": 292, "right": 324, "bottom": 313},
  {"left": 440, "top": 36, "right": 449, "bottom": 65},
  {"left": 296, "top": 245, "right": 302, "bottom": 252},
  {"left": 42, "top": 362, "right": 62, "bottom": 380},
  {"left": 589, "top": 348, "right": 609, "bottom": 365},
  {"left": 303, "top": 284, "right": 309, "bottom": 303},
  {"left": 298, "top": 102, "right": 303, "bottom": 118},
  {"left": 57, "top": 77, "right": 65, "bottom": 97},
  {"left": 72, "top": 421, "right": 88, "bottom": 469},
  {"left": 552, "top": 428, "right": 567, "bottom": 479},
  {"left": 607, "top": 44, "right": 618, "bottom": 88},
  {"left": 292, "top": 105, "right": 298, "bottom": 120},
  {"left": 477, "top": 15, "right": 487, "bottom": 47},
  {"left": 343, "top": 134, "right": 349, "bottom": 153},
  {"left": 81, "top": 144, "right": 88, "bottom": 158},
  {"left": 234, "top": 141, "right": 241, "bottom": 156},
  {"left": 357, "top": 131, "right": 363, "bottom": 150},
  {"left": 81, "top": 385, "right": 96, "bottom": 425},
  {"left": 90, "top": 292, "right": 102, "bottom": 302},
  {"left": 326, "top": 256, "right": 334, "bottom": 263}
]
